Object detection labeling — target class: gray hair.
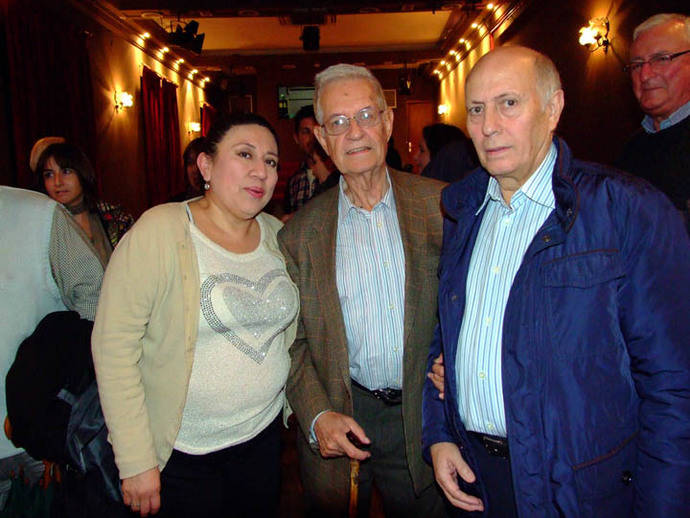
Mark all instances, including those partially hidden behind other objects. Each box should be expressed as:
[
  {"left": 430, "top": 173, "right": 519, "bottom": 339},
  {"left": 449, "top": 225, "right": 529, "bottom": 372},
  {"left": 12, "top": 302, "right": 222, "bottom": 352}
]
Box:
[
  {"left": 313, "top": 64, "right": 387, "bottom": 123},
  {"left": 533, "top": 52, "right": 562, "bottom": 107},
  {"left": 633, "top": 13, "right": 690, "bottom": 41}
]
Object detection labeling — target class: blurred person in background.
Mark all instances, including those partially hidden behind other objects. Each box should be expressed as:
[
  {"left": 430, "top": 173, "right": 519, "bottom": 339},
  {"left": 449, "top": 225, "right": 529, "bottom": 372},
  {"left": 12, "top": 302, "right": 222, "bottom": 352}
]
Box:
[
  {"left": 36, "top": 143, "right": 133, "bottom": 266},
  {"left": 416, "top": 123, "right": 477, "bottom": 182}
]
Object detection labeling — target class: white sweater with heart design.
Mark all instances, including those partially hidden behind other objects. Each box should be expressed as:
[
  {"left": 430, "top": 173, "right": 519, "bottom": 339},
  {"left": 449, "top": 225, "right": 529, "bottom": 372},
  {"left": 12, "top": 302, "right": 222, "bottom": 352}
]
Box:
[
  {"left": 175, "top": 215, "right": 299, "bottom": 453},
  {"left": 92, "top": 203, "right": 299, "bottom": 479}
]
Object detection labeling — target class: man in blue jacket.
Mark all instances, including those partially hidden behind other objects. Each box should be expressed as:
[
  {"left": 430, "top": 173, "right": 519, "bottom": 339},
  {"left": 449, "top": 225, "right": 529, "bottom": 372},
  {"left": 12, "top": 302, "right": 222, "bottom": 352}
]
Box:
[{"left": 422, "top": 46, "right": 690, "bottom": 517}]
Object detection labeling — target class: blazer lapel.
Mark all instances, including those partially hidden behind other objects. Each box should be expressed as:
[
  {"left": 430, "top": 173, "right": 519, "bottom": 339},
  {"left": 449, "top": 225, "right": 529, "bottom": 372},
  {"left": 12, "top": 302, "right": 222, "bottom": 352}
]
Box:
[
  {"left": 306, "top": 191, "right": 352, "bottom": 388},
  {"left": 390, "top": 170, "right": 426, "bottom": 349}
]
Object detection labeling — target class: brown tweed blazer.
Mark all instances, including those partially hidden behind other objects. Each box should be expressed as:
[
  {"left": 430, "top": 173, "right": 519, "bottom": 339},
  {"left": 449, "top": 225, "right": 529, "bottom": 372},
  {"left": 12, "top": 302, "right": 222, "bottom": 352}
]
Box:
[{"left": 278, "top": 169, "right": 445, "bottom": 513}]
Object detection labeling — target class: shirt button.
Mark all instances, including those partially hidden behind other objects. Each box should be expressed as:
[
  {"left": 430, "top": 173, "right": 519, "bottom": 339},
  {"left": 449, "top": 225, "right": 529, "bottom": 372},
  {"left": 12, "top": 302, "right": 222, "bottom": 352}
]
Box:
[
  {"left": 393, "top": 347, "right": 399, "bottom": 352},
  {"left": 377, "top": 221, "right": 383, "bottom": 228},
  {"left": 478, "top": 371, "right": 486, "bottom": 379},
  {"left": 492, "top": 265, "right": 500, "bottom": 274},
  {"left": 487, "top": 422, "right": 495, "bottom": 431},
  {"left": 484, "top": 316, "right": 492, "bottom": 325},
  {"left": 388, "top": 303, "right": 395, "bottom": 310},
  {"left": 383, "top": 261, "right": 390, "bottom": 268}
]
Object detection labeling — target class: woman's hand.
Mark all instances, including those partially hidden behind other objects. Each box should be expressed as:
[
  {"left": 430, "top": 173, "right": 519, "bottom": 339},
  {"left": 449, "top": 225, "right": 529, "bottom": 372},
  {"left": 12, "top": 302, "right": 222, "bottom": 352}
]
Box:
[{"left": 122, "top": 467, "right": 161, "bottom": 516}]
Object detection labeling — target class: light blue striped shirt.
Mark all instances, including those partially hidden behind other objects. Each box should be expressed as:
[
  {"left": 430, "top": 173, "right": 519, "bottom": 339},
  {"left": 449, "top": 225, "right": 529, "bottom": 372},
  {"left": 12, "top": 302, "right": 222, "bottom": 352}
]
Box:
[
  {"left": 456, "top": 143, "right": 557, "bottom": 437},
  {"left": 336, "top": 173, "right": 406, "bottom": 390},
  {"left": 641, "top": 100, "right": 690, "bottom": 133}
]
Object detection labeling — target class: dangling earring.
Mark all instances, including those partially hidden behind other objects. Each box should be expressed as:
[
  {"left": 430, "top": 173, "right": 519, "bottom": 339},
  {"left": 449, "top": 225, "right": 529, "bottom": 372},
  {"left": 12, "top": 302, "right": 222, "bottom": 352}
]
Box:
[{"left": 204, "top": 181, "right": 210, "bottom": 191}]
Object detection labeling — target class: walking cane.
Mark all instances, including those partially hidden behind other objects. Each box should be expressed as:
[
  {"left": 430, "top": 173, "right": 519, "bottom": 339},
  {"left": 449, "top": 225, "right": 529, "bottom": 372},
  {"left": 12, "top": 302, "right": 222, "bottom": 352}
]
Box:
[{"left": 348, "top": 458, "right": 360, "bottom": 518}]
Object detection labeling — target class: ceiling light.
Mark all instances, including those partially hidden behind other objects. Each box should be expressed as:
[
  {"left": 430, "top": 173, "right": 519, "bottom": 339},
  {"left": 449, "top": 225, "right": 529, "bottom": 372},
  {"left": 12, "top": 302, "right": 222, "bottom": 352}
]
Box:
[{"left": 169, "top": 21, "right": 205, "bottom": 54}]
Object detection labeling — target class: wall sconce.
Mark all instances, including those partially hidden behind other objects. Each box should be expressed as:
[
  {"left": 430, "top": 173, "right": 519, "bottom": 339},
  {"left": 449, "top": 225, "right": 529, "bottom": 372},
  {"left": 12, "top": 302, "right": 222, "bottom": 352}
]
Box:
[
  {"left": 114, "top": 91, "right": 133, "bottom": 112},
  {"left": 437, "top": 104, "right": 449, "bottom": 116},
  {"left": 579, "top": 17, "right": 610, "bottom": 53},
  {"left": 187, "top": 121, "right": 201, "bottom": 133}
]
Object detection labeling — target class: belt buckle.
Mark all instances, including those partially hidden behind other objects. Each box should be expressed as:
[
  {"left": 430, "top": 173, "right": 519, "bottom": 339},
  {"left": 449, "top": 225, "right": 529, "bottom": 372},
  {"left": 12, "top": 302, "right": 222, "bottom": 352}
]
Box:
[
  {"left": 373, "top": 388, "right": 402, "bottom": 405},
  {"left": 481, "top": 435, "right": 509, "bottom": 458}
]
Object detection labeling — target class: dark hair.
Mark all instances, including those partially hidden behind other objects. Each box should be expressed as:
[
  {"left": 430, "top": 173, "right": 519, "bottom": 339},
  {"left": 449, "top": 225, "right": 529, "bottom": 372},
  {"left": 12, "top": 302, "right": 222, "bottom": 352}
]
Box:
[
  {"left": 36, "top": 143, "right": 97, "bottom": 209},
  {"left": 183, "top": 137, "right": 207, "bottom": 166},
  {"left": 293, "top": 105, "right": 316, "bottom": 134},
  {"left": 204, "top": 113, "right": 279, "bottom": 160},
  {"left": 422, "top": 123, "right": 467, "bottom": 160}
]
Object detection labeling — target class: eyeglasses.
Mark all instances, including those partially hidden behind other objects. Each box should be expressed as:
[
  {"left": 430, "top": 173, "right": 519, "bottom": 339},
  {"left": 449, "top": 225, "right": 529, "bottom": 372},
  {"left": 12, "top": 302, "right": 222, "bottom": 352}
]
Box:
[
  {"left": 322, "top": 107, "right": 384, "bottom": 135},
  {"left": 624, "top": 49, "right": 690, "bottom": 74}
]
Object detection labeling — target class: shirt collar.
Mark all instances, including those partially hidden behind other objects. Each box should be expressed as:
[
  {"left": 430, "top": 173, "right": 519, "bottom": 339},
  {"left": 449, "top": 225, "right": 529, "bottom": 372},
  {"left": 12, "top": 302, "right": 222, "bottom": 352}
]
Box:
[
  {"left": 338, "top": 169, "right": 395, "bottom": 222},
  {"left": 641, "top": 100, "right": 690, "bottom": 133},
  {"left": 475, "top": 142, "right": 557, "bottom": 215}
]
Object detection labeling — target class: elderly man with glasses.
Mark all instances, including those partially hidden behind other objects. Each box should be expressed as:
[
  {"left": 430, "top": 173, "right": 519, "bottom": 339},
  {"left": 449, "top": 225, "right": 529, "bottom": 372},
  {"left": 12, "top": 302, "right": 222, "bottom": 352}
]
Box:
[
  {"left": 278, "top": 64, "right": 448, "bottom": 517},
  {"left": 618, "top": 13, "right": 690, "bottom": 231}
]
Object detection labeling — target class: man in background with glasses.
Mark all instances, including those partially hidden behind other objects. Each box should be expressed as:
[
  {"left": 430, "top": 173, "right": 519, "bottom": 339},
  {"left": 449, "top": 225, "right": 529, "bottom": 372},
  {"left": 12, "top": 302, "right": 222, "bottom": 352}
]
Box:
[
  {"left": 279, "top": 64, "right": 448, "bottom": 517},
  {"left": 618, "top": 13, "right": 690, "bottom": 232}
]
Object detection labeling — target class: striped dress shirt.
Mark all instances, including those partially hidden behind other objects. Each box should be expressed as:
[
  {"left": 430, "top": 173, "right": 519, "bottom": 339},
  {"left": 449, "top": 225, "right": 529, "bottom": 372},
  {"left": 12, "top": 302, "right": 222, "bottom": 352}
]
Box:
[
  {"left": 336, "top": 173, "right": 406, "bottom": 390},
  {"left": 456, "top": 144, "right": 556, "bottom": 437}
]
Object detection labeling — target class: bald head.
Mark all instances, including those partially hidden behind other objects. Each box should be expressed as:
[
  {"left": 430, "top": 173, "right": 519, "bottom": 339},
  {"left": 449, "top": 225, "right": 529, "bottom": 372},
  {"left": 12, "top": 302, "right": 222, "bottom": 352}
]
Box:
[
  {"left": 466, "top": 46, "right": 562, "bottom": 108},
  {"left": 464, "top": 46, "right": 564, "bottom": 201}
]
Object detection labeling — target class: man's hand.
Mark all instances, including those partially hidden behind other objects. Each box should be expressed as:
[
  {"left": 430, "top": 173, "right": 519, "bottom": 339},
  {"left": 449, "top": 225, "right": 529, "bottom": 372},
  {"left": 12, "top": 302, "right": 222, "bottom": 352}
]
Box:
[
  {"left": 427, "top": 353, "right": 445, "bottom": 400},
  {"left": 121, "top": 467, "right": 161, "bottom": 516},
  {"left": 430, "top": 442, "right": 484, "bottom": 512},
  {"left": 314, "top": 411, "right": 371, "bottom": 461}
]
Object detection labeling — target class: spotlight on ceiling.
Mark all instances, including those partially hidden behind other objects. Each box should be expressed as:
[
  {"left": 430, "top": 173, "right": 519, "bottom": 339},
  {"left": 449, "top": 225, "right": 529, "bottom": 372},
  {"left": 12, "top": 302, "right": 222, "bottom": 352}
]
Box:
[
  {"left": 301, "top": 26, "right": 320, "bottom": 52},
  {"left": 169, "top": 20, "right": 205, "bottom": 54}
]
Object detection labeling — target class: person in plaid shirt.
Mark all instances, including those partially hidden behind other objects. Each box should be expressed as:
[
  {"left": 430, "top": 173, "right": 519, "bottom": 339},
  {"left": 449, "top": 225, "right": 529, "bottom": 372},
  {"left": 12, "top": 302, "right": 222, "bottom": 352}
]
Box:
[{"left": 284, "top": 105, "right": 319, "bottom": 215}]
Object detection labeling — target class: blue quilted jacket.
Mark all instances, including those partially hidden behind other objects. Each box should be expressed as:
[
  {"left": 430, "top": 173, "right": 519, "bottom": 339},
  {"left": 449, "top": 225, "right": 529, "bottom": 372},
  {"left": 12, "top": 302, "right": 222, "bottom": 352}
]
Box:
[{"left": 422, "top": 138, "right": 690, "bottom": 517}]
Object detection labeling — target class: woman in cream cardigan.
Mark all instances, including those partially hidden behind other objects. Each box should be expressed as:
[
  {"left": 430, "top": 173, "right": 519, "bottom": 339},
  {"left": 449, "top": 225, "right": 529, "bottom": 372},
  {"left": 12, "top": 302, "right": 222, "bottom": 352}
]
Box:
[{"left": 92, "top": 113, "right": 299, "bottom": 517}]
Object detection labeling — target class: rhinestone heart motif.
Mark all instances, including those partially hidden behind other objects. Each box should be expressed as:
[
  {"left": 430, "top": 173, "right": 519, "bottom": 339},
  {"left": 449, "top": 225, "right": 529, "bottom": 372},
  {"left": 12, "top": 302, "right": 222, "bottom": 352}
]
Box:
[{"left": 200, "top": 269, "right": 295, "bottom": 364}]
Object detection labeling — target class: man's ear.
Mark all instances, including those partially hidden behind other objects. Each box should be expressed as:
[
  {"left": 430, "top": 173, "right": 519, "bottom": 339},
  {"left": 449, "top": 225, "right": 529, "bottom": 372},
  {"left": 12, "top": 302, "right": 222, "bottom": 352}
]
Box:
[
  {"left": 546, "top": 89, "right": 565, "bottom": 131},
  {"left": 314, "top": 125, "right": 331, "bottom": 156},
  {"left": 383, "top": 107, "right": 394, "bottom": 141},
  {"left": 197, "top": 152, "right": 213, "bottom": 183}
]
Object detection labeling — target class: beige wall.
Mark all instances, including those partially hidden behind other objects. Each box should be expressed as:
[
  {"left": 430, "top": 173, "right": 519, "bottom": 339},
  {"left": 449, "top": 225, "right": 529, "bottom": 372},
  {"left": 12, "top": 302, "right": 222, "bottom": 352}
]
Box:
[
  {"left": 437, "top": 38, "right": 492, "bottom": 132},
  {"left": 434, "top": 0, "right": 685, "bottom": 165},
  {"left": 87, "top": 28, "right": 206, "bottom": 216}
]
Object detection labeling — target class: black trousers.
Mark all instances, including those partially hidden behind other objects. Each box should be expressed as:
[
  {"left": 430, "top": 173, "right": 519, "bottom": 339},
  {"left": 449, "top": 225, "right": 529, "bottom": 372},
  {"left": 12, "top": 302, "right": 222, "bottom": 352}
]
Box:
[
  {"left": 455, "top": 432, "right": 518, "bottom": 518},
  {"left": 157, "top": 415, "right": 282, "bottom": 518},
  {"left": 351, "top": 384, "right": 448, "bottom": 518}
]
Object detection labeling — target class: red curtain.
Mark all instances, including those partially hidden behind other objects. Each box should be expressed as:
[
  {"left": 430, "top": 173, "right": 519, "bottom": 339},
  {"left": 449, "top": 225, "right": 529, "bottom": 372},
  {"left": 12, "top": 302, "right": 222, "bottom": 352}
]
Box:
[
  {"left": 1, "top": 0, "right": 96, "bottom": 188},
  {"left": 141, "top": 67, "right": 183, "bottom": 207},
  {"left": 201, "top": 103, "right": 217, "bottom": 137}
]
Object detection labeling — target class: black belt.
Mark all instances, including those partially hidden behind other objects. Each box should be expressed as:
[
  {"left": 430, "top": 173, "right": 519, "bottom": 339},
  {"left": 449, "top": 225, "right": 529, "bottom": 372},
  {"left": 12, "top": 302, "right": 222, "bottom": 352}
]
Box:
[
  {"left": 469, "top": 431, "right": 509, "bottom": 458},
  {"left": 350, "top": 378, "right": 402, "bottom": 405}
]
